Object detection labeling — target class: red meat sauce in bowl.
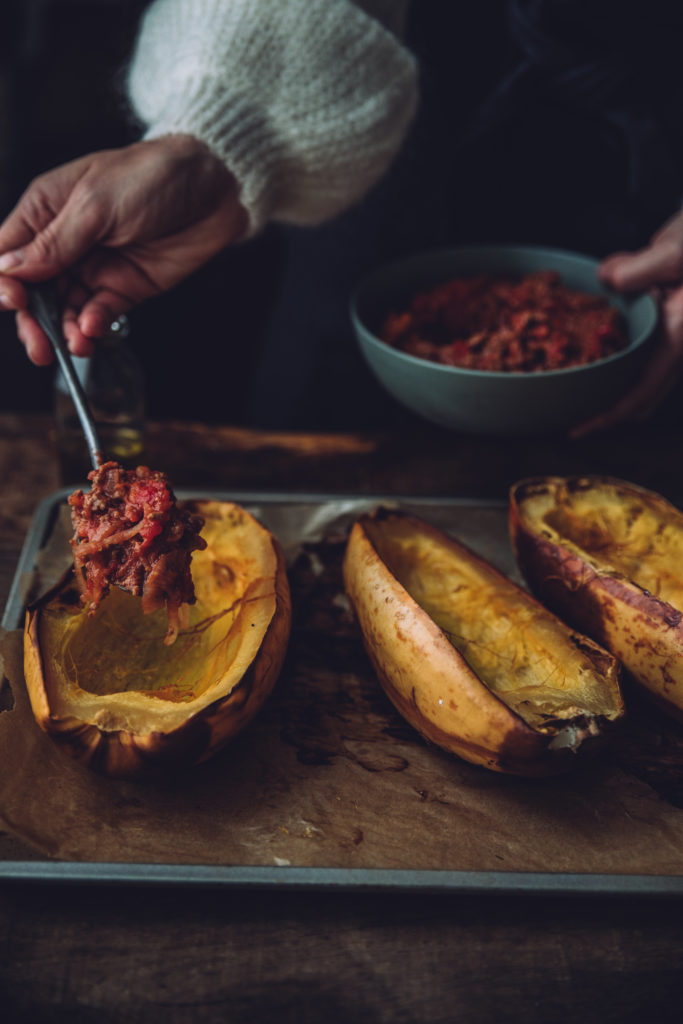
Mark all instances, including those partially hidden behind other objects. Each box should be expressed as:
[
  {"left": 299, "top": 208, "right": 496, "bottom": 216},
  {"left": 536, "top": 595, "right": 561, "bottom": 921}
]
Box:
[
  {"left": 379, "top": 270, "right": 628, "bottom": 374},
  {"left": 350, "top": 245, "right": 658, "bottom": 434}
]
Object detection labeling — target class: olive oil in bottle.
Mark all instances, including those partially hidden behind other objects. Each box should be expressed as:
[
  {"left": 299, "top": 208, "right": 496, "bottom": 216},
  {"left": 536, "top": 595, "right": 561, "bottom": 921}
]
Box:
[{"left": 54, "top": 316, "right": 145, "bottom": 484}]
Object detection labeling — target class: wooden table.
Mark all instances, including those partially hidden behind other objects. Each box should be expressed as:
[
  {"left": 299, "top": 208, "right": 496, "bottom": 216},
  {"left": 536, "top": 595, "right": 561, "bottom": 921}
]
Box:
[{"left": 2, "top": 411, "right": 683, "bottom": 1023}]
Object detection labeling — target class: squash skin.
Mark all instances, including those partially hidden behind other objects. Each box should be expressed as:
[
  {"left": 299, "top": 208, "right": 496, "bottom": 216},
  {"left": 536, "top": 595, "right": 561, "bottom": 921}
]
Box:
[
  {"left": 510, "top": 475, "right": 683, "bottom": 722},
  {"left": 342, "top": 509, "right": 624, "bottom": 777},
  {"left": 23, "top": 501, "right": 291, "bottom": 779}
]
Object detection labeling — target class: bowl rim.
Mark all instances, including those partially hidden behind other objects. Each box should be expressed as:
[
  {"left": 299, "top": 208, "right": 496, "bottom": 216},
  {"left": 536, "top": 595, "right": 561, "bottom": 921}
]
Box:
[{"left": 350, "top": 244, "right": 659, "bottom": 381}]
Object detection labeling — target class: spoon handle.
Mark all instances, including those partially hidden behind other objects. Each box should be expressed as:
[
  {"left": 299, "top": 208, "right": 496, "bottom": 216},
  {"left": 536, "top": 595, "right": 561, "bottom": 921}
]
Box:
[{"left": 27, "top": 284, "right": 102, "bottom": 472}]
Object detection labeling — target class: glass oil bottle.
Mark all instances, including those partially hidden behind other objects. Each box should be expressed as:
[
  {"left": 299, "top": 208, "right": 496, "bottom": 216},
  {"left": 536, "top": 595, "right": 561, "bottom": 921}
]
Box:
[{"left": 54, "top": 316, "right": 145, "bottom": 484}]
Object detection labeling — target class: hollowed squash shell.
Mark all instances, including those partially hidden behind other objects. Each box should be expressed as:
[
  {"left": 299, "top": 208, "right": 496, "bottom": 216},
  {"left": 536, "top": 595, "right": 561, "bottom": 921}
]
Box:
[
  {"left": 510, "top": 475, "right": 683, "bottom": 721},
  {"left": 23, "top": 501, "right": 291, "bottom": 778},
  {"left": 343, "top": 509, "right": 624, "bottom": 776}
]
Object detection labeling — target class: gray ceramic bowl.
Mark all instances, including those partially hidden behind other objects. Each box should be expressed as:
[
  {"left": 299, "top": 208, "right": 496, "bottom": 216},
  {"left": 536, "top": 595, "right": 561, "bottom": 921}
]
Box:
[{"left": 350, "top": 245, "right": 658, "bottom": 435}]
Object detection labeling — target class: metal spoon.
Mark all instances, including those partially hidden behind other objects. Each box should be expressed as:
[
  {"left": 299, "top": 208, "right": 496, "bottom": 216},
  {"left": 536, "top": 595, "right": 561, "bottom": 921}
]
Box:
[{"left": 26, "top": 283, "right": 102, "bottom": 472}]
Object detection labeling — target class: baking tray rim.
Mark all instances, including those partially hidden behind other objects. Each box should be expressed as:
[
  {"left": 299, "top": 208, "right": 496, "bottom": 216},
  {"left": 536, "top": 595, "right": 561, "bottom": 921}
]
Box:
[
  {"left": 1, "top": 861, "right": 683, "bottom": 897},
  {"left": 1, "top": 487, "right": 511, "bottom": 631},
  {"left": 2, "top": 485, "right": 683, "bottom": 898}
]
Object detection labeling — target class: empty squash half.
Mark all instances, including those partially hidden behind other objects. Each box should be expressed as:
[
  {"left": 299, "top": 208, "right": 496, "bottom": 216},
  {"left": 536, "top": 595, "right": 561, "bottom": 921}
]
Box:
[{"left": 24, "top": 500, "right": 291, "bottom": 778}]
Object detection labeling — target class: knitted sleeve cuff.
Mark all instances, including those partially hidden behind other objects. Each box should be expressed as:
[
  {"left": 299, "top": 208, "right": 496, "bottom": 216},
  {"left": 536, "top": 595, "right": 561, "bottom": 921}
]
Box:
[{"left": 126, "top": 0, "right": 418, "bottom": 235}]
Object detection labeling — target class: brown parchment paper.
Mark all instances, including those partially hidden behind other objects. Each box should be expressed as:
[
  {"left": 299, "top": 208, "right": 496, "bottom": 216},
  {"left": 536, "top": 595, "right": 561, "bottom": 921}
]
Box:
[{"left": 1, "top": 498, "right": 683, "bottom": 875}]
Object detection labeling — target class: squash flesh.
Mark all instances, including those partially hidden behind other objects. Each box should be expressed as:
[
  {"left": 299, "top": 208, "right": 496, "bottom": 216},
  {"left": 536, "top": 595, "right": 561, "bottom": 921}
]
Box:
[
  {"left": 510, "top": 476, "right": 683, "bottom": 719},
  {"left": 526, "top": 480, "right": 683, "bottom": 607},
  {"left": 24, "top": 501, "right": 291, "bottom": 765},
  {"left": 363, "top": 516, "right": 622, "bottom": 729}
]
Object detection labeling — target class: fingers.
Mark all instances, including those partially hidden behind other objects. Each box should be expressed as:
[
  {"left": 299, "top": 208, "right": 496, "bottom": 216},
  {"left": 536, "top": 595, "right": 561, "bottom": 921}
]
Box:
[
  {"left": 599, "top": 211, "right": 683, "bottom": 293},
  {"left": 0, "top": 157, "right": 104, "bottom": 284},
  {"left": 61, "top": 311, "right": 97, "bottom": 359},
  {"left": 0, "top": 274, "right": 28, "bottom": 312},
  {"left": 9, "top": 254, "right": 140, "bottom": 366},
  {"left": 570, "top": 286, "right": 683, "bottom": 438},
  {"left": 62, "top": 279, "right": 132, "bottom": 350},
  {"left": 78, "top": 291, "right": 134, "bottom": 339},
  {"left": 14, "top": 302, "right": 91, "bottom": 366},
  {"left": 0, "top": 201, "right": 103, "bottom": 284},
  {"left": 0, "top": 196, "right": 48, "bottom": 258},
  {"left": 599, "top": 245, "right": 683, "bottom": 293},
  {"left": 589, "top": 211, "right": 683, "bottom": 435},
  {"left": 13, "top": 274, "right": 123, "bottom": 364},
  {"left": 0, "top": 158, "right": 84, "bottom": 264},
  {"left": 15, "top": 309, "right": 55, "bottom": 366},
  {"left": 663, "top": 279, "right": 683, "bottom": 340},
  {"left": 0, "top": 152, "right": 141, "bottom": 366}
]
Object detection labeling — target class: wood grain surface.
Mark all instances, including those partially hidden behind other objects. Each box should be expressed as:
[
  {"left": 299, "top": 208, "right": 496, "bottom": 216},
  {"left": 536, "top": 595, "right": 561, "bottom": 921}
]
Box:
[{"left": 2, "top": 412, "right": 683, "bottom": 1023}]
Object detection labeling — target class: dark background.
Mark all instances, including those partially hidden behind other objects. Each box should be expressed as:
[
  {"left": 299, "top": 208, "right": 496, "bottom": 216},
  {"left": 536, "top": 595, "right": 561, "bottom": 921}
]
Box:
[
  {"left": 1, "top": 1, "right": 144, "bottom": 417},
  {"left": 2, "top": 0, "right": 683, "bottom": 429},
  {"left": 0, "top": 0, "right": 291, "bottom": 426}
]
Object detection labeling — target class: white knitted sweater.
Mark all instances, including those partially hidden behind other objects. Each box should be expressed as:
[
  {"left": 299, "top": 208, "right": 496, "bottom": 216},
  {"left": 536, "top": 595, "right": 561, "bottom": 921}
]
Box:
[{"left": 126, "top": 0, "right": 418, "bottom": 236}]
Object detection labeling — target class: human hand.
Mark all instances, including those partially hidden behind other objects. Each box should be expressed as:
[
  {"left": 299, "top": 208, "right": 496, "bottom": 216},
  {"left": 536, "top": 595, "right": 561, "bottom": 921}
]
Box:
[
  {"left": 0, "top": 135, "right": 248, "bottom": 365},
  {"left": 571, "top": 209, "right": 683, "bottom": 438}
]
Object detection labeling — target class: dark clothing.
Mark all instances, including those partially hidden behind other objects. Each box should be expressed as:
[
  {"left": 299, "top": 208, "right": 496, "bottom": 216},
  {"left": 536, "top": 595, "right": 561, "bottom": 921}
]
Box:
[
  {"left": 7, "top": 0, "right": 681, "bottom": 428},
  {"left": 245, "top": 0, "right": 683, "bottom": 429}
]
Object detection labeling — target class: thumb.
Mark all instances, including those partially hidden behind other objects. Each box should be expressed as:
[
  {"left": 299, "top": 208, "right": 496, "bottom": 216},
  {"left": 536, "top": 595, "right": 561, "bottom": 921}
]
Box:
[
  {"left": 599, "top": 246, "right": 675, "bottom": 293},
  {"left": 0, "top": 202, "right": 102, "bottom": 282},
  {"left": 599, "top": 217, "right": 683, "bottom": 293}
]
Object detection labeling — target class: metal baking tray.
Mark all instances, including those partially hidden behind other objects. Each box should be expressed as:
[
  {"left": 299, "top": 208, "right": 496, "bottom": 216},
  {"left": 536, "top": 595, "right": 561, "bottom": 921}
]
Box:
[{"left": 2, "top": 488, "right": 683, "bottom": 897}]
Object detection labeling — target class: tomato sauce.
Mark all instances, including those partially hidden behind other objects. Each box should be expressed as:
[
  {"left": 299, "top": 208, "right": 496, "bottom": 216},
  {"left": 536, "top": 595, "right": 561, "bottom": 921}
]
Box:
[
  {"left": 380, "top": 270, "right": 627, "bottom": 372},
  {"left": 69, "top": 462, "right": 206, "bottom": 645}
]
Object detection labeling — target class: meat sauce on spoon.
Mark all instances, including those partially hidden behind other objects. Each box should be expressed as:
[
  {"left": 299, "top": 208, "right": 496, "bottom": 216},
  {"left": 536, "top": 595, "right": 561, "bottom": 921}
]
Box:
[{"left": 68, "top": 462, "right": 206, "bottom": 645}]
